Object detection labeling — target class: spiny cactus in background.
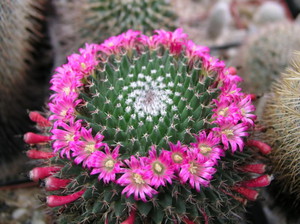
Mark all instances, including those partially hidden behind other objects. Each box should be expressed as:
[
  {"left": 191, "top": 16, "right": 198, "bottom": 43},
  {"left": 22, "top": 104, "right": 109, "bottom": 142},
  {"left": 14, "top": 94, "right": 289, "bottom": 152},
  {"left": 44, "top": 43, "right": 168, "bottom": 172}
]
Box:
[
  {"left": 253, "top": 1, "right": 286, "bottom": 25},
  {"left": 237, "top": 22, "right": 300, "bottom": 95},
  {"left": 25, "top": 29, "right": 272, "bottom": 224},
  {"left": 205, "top": 1, "right": 231, "bottom": 40},
  {"left": 50, "top": 0, "right": 176, "bottom": 66},
  {"left": 0, "top": 0, "right": 50, "bottom": 182},
  {"left": 261, "top": 52, "right": 300, "bottom": 221}
]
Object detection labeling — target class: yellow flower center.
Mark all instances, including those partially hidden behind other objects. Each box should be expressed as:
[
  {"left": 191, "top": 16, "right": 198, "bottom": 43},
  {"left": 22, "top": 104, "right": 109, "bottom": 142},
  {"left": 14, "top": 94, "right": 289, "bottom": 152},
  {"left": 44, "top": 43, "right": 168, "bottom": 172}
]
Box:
[
  {"left": 172, "top": 153, "right": 183, "bottom": 163},
  {"left": 63, "top": 87, "right": 71, "bottom": 95},
  {"left": 84, "top": 143, "right": 96, "bottom": 153},
  {"left": 108, "top": 42, "right": 114, "bottom": 47},
  {"left": 189, "top": 162, "right": 198, "bottom": 174},
  {"left": 64, "top": 133, "right": 74, "bottom": 142},
  {"left": 152, "top": 161, "right": 164, "bottom": 175},
  {"left": 81, "top": 62, "right": 86, "bottom": 69},
  {"left": 218, "top": 107, "right": 228, "bottom": 116},
  {"left": 60, "top": 109, "right": 67, "bottom": 116},
  {"left": 199, "top": 144, "right": 212, "bottom": 156},
  {"left": 104, "top": 159, "right": 115, "bottom": 170},
  {"left": 132, "top": 173, "right": 145, "bottom": 184},
  {"left": 222, "top": 129, "right": 234, "bottom": 137}
]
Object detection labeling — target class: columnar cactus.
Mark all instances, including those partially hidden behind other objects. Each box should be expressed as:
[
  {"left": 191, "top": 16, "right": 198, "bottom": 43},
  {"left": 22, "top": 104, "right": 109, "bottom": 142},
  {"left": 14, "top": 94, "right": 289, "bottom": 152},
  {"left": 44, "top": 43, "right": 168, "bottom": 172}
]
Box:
[
  {"left": 261, "top": 52, "right": 300, "bottom": 220},
  {"left": 51, "top": 0, "right": 176, "bottom": 66},
  {"left": 26, "top": 29, "right": 272, "bottom": 223},
  {"left": 236, "top": 22, "right": 300, "bottom": 95}
]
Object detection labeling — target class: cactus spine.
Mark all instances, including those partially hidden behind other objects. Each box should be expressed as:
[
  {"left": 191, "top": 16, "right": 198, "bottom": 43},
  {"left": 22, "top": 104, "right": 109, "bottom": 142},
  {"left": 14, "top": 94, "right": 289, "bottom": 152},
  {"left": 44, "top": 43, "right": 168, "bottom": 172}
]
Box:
[{"left": 262, "top": 52, "right": 300, "bottom": 220}]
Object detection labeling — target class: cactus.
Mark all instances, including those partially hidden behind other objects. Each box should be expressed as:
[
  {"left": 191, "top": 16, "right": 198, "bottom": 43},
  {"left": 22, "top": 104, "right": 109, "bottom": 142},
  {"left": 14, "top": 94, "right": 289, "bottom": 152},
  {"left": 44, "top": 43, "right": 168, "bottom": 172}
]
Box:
[
  {"left": 236, "top": 22, "right": 300, "bottom": 95},
  {"left": 253, "top": 1, "right": 286, "bottom": 25},
  {"left": 50, "top": 0, "right": 176, "bottom": 66},
  {"left": 261, "top": 52, "right": 300, "bottom": 220},
  {"left": 0, "top": 0, "right": 50, "bottom": 182},
  {"left": 25, "top": 29, "right": 272, "bottom": 223}
]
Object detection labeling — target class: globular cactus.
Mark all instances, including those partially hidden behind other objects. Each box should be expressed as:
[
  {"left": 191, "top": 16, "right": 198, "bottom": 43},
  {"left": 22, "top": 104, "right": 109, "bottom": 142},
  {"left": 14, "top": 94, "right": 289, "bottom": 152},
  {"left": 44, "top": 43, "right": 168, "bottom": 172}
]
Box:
[
  {"left": 0, "top": 0, "right": 49, "bottom": 181},
  {"left": 25, "top": 29, "right": 272, "bottom": 224},
  {"left": 253, "top": 1, "right": 287, "bottom": 25},
  {"left": 261, "top": 52, "right": 300, "bottom": 221},
  {"left": 236, "top": 22, "right": 300, "bottom": 95},
  {"left": 50, "top": 0, "right": 176, "bottom": 66}
]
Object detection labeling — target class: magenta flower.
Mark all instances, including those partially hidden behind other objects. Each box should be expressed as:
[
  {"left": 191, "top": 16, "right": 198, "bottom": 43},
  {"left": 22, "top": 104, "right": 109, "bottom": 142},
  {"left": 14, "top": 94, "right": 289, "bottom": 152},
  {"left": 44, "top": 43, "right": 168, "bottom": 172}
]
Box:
[
  {"left": 213, "top": 118, "right": 249, "bottom": 152},
  {"left": 237, "top": 95, "right": 257, "bottom": 125},
  {"left": 144, "top": 147, "right": 174, "bottom": 189},
  {"left": 48, "top": 94, "right": 81, "bottom": 121},
  {"left": 88, "top": 145, "right": 122, "bottom": 184},
  {"left": 120, "top": 29, "right": 141, "bottom": 50},
  {"left": 185, "top": 40, "right": 209, "bottom": 60},
  {"left": 99, "top": 35, "right": 123, "bottom": 55},
  {"left": 117, "top": 156, "right": 158, "bottom": 202},
  {"left": 179, "top": 148, "right": 216, "bottom": 191},
  {"left": 71, "top": 127, "right": 106, "bottom": 167},
  {"left": 190, "top": 131, "right": 224, "bottom": 162},
  {"left": 51, "top": 118, "right": 82, "bottom": 159},
  {"left": 168, "top": 141, "right": 188, "bottom": 172}
]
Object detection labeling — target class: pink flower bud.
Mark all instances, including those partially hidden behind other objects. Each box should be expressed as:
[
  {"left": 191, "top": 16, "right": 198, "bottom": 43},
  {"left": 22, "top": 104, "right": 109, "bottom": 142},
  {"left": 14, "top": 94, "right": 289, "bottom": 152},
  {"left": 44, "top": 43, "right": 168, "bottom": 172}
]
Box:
[
  {"left": 249, "top": 94, "right": 257, "bottom": 101},
  {"left": 240, "top": 175, "right": 272, "bottom": 188},
  {"left": 29, "top": 167, "right": 61, "bottom": 182},
  {"left": 246, "top": 140, "right": 272, "bottom": 155},
  {"left": 26, "top": 149, "right": 55, "bottom": 159},
  {"left": 24, "top": 132, "right": 51, "bottom": 144},
  {"left": 44, "top": 176, "right": 71, "bottom": 191},
  {"left": 29, "top": 111, "right": 51, "bottom": 127},
  {"left": 121, "top": 209, "right": 136, "bottom": 224},
  {"left": 232, "top": 186, "right": 258, "bottom": 201},
  {"left": 239, "top": 164, "right": 266, "bottom": 174},
  {"left": 46, "top": 189, "right": 85, "bottom": 207},
  {"left": 183, "top": 217, "right": 196, "bottom": 224},
  {"left": 228, "top": 66, "right": 237, "bottom": 75}
]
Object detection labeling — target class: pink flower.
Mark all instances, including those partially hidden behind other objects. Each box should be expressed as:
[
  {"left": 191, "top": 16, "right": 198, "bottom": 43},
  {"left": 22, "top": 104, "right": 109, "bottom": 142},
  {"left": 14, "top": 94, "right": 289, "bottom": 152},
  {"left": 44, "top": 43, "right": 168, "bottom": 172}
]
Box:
[
  {"left": 120, "top": 30, "right": 141, "bottom": 50},
  {"left": 144, "top": 147, "right": 174, "bottom": 188},
  {"left": 190, "top": 131, "right": 224, "bottom": 162},
  {"left": 213, "top": 118, "right": 249, "bottom": 152},
  {"left": 99, "top": 35, "right": 123, "bottom": 55},
  {"left": 71, "top": 127, "right": 106, "bottom": 167},
  {"left": 117, "top": 156, "right": 158, "bottom": 202},
  {"left": 168, "top": 141, "right": 188, "bottom": 172},
  {"left": 88, "top": 145, "right": 122, "bottom": 184},
  {"left": 155, "top": 28, "right": 188, "bottom": 54},
  {"left": 51, "top": 118, "right": 82, "bottom": 159},
  {"left": 67, "top": 50, "right": 98, "bottom": 75},
  {"left": 237, "top": 95, "right": 257, "bottom": 125},
  {"left": 48, "top": 94, "right": 81, "bottom": 121},
  {"left": 139, "top": 34, "right": 160, "bottom": 50},
  {"left": 186, "top": 40, "right": 209, "bottom": 60},
  {"left": 212, "top": 98, "right": 241, "bottom": 124},
  {"left": 179, "top": 148, "right": 216, "bottom": 191}
]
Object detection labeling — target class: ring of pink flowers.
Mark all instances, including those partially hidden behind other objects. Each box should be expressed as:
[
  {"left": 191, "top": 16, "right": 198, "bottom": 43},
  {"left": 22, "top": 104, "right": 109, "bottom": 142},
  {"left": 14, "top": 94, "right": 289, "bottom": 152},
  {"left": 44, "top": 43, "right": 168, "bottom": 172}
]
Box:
[{"left": 48, "top": 29, "right": 256, "bottom": 200}]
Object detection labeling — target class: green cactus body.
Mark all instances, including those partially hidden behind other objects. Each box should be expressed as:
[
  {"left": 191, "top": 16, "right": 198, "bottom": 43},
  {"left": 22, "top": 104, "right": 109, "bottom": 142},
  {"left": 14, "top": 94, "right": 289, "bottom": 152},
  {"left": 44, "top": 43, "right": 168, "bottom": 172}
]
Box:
[
  {"left": 26, "top": 29, "right": 271, "bottom": 223},
  {"left": 262, "top": 52, "right": 300, "bottom": 219},
  {"left": 237, "top": 23, "right": 300, "bottom": 95}
]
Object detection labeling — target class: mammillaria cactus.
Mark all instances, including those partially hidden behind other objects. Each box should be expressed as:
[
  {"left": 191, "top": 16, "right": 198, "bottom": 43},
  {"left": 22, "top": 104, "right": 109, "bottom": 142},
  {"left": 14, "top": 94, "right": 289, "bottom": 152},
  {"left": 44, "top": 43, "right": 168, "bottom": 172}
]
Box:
[
  {"left": 25, "top": 29, "right": 272, "bottom": 223},
  {"left": 51, "top": 0, "right": 176, "bottom": 66},
  {"left": 261, "top": 52, "right": 300, "bottom": 221},
  {"left": 236, "top": 22, "right": 300, "bottom": 95}
]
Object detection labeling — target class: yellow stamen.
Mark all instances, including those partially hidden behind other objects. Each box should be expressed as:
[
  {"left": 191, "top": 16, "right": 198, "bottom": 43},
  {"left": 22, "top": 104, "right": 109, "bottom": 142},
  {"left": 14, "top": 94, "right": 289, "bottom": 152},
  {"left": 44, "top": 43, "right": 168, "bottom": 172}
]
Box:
[
  {"left": 172, "top": 153, "right": 183, "bottom": 163},
  {"left": 104, "top": 159, "right": 115, "bottom": 169},
  {"left": 152, "top": 162, "right": 164, "bottom": 175},
  {"left": 81, "top": 62, "right": 86, "bottom": 69},
  {"left": 133, "top": 173, "right": 145, "bottom": 184},
  {"left": 85, "top": 143, "right": 95, "bottom": 153},
  {"left": 189, "top": 163, "right": 197, "bottom": 174},
  {"left": 199, "top": 144, "right": 212, "bottom": 155},
  {"left": 64, "top": 133, "right": 74, "bottom": 142},
  {"left": 222, "top": 129, "right": 234, "bottom": 137}
]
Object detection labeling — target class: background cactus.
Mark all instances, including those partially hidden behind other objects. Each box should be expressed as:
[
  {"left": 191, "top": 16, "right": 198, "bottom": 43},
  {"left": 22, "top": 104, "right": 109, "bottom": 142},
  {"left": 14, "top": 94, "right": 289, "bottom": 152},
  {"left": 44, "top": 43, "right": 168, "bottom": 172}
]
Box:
[
  {"left": 261, "top": 52, "right": 300, "bottom": 221},
  {"left": 0, "top": 0, "right": 51, "bottom": 182},
  {"left": 25, "top": 29, "right": 272, "bottom": 224},
  {"left": 235, "top": 22, "right": 300, "bottom": 95},
  {"left": 50, "top": 0, "right": 176, "bottom": 67}
]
